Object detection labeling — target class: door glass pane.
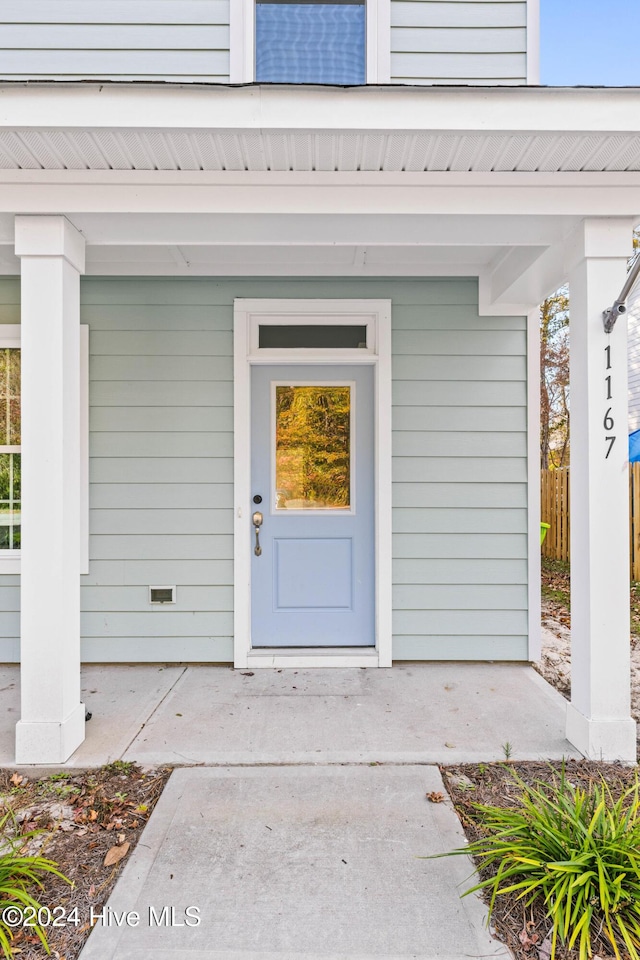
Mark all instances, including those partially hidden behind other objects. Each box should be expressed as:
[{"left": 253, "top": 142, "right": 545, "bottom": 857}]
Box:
[{"left": 275, "top": 385, "right": 351, "bottom": 510}]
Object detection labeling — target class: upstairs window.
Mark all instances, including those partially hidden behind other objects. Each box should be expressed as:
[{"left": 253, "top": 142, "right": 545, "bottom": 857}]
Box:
[{"left": 255, "top": 0, "right": 365, "bottom": 84}]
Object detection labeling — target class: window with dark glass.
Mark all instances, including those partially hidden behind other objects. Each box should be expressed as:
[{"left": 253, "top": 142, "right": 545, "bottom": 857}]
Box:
[
  {"left": 255, "top": 0, "right": 365, "bottom": 85},
  {"left": 0, "top": 347, "right": 20, "bottom": 552}
]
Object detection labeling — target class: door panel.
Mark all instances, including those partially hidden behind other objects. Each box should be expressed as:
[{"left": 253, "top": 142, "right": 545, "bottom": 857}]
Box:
[{"left": 251, "top": 364, "right": 374, "bottom": 647}]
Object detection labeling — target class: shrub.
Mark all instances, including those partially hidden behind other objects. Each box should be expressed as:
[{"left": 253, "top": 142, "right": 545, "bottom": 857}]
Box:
[
  {"left": 0, "top": 811, "right": 71, "bottom": 957},
  {"left": 437, "top": 768, "right": 640, "bottom": 960}
]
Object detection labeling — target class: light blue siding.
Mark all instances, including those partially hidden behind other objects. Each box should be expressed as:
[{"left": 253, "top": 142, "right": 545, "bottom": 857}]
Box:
[
  {"left": 0, "top": 0, "right": 530, "bottom": 85},
  {"left": 0, "top": 0, "right": 230, "bottom": 82},
  {"left": 0, "top": 276, "right": 528, "bottom": 663},
  {"left": 390, "top": 0, "right": 528, "bottom": 85}
]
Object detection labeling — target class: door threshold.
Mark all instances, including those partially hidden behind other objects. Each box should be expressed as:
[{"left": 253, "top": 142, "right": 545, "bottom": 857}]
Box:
[{"left": 246, "top": 648, "right": 379, "bottom": 669}]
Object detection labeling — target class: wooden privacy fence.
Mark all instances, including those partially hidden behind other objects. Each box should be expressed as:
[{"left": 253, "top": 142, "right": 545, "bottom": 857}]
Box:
[{"left": 541, "top": 464, "right": 640, "bottom": 580}]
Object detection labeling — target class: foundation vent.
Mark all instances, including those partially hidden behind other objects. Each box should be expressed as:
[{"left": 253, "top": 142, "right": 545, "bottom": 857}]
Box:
[{"left": 149, "top": 586, "right": 176, "bottom": 604}]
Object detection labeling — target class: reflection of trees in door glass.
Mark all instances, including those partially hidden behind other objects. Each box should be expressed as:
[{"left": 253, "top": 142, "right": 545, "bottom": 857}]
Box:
[{"left": 275, "top": 386, "right": 350, "bottom": 509}]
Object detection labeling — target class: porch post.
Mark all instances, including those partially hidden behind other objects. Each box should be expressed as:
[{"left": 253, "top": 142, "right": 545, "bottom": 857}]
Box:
[
  {"left": 566, "top": 218, "right": 637, "bottom": 762},
  {"left": 14, "top": 216, "right": 86, "bottom": 764}
]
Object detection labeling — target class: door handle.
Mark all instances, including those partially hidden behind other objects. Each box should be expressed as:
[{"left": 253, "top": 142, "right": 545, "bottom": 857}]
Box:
[{"left": 252, "top": 511, "right": 263, "bottom": 556}]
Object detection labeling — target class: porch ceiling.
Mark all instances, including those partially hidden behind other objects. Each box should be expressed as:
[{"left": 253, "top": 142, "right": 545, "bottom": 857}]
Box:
[
  {"left": 2, "top": 85, "right": 640, "bottom": 309},
  {"left": 3, "top": 127, "right": 640, "bottom": 173}
]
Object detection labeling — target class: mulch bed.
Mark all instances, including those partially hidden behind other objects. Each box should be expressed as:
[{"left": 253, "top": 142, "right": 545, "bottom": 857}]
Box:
[
  {"left": 0, "top": 762, "right": 172, "bottom": 959},
  {"left": 440, "top": 759, "right": 639, "bottom": 960}
]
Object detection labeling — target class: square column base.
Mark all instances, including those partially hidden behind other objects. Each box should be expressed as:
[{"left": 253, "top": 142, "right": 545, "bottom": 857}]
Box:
[
  {"left": 566, "top": 703, "right": 637, "bottom": 763},
  {"left": 15, "top": 702, "right": 85, "bottom": 765}
]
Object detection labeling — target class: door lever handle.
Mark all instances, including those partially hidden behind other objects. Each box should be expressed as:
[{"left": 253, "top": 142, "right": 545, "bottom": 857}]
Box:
[{"left": 252, "top": 511, "right": 263, "bottom": 556}]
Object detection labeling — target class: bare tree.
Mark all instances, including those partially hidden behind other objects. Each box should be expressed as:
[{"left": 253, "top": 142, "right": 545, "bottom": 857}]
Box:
[{"left": 540, "top": 287, "right": 570, "bottom": 469}]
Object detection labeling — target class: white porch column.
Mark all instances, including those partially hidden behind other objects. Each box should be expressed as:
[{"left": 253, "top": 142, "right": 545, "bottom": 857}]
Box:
[
  {"left": 14, "top": 216, "right": 86, "bottom": 764},
  {"left": 566, "top": 218, "right": 637, "bottom": 762}
]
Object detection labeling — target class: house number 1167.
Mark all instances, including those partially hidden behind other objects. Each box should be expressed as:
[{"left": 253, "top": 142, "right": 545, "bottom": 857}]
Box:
[{"left": 604, "top": 344, "right": 616, "bottom": 459}]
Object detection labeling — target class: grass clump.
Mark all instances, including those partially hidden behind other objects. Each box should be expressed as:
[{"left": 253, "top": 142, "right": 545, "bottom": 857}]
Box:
[
  {"left": 0, "top": 811, "right": 71, "bottom": 957},
  {"left": 437, "top": 767, "right": 640, "bottom": 960}
]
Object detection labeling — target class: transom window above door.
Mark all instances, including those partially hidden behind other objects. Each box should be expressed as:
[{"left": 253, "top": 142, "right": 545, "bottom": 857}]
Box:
[{"left": 255, "top": 0, "right": 366, "bottom": 84}]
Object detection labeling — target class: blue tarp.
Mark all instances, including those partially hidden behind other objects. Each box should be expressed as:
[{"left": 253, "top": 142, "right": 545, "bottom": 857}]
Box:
[{"left": 630, "top": 429, "right": 640, "bottom": 462}]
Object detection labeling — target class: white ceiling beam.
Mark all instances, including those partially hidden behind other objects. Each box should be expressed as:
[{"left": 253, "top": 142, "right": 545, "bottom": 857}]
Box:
[
  {"left": 1, "top": 180, "right": 640, "bottom": 218},
  {"left": 36, "top": 212, "right": 568, "bottom": 247}
]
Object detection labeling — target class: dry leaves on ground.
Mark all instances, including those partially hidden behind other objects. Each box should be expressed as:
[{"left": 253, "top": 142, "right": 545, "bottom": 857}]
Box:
[{"left": 0, "top": 762, "right": 171, "bottom": 960}]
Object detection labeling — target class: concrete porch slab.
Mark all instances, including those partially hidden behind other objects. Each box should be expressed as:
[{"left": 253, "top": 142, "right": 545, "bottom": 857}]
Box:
[
  {"left": 122, "top": 662, "right": 578, "bottom": 766},
  {"left": 0, "top": 664, "right": 186, "bottom": 769},
  {"left": 78, "top": 765, "right": 510, "bottom": 960},
  {"left": 0, "top": 662, "right": 578, "bottom": 768}
]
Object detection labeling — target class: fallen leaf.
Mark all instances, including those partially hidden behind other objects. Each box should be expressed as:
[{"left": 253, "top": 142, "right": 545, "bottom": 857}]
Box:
[
  {"left": 88, "top": 809, "right": 98, "bottom": 822},
  {"left": 426, "top": 791, "right": 444, "bottom": 803},
  {"left": 518, "top": 926, "right": 540, "bottom": 950},
  {"left": 10, "top": 772, "right": 23, "bottom": 786},
  {"left": 88, "top": 884, "right": 96, "bottom": 898},
  {"left": 104, "top": 841, "right": 130, "bottom": 867},
  {"left": 538, "top": 932, "right": 552, "bottom": 960},
  {"left": 117, "top": 833, "right": 126, "bottom": 844}
]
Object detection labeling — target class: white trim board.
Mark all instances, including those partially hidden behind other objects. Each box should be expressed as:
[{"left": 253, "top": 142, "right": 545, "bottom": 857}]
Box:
[
  {"left": 526, "top": 305, "right": 541, "bottom": 662},
  {"left": 233, "top": 298, "right": 392, "bottom": 669}
]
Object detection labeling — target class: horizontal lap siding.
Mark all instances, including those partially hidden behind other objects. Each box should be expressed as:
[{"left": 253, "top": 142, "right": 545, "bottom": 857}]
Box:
[
  {"left": 0, "top": 277, "right": 527, "bottom": 663},
  {"left": 390, "top": 0, "right": 527, "bottom": 85},
  {"left": 84, "top": 278, "right": 234, "bottom": 661},
  {"left": 0, "top": 1, "right": 230, "bottom": 81},
  {"left": 392, "top": 288, "right": 528, "bottom": 660}
]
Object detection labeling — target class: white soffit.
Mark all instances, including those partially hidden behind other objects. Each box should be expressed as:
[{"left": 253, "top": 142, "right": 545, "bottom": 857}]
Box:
[{"left": 2, "top": 128, "right": 640, "bottom": 173}]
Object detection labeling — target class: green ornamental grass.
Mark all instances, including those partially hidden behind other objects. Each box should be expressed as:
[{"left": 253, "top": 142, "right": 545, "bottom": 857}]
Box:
[
  {"left": 0, "top": 810, "right": 71, "bottom": 957},
  {"left": 438, "top": 768, "right": 640, "bottom": 960}
]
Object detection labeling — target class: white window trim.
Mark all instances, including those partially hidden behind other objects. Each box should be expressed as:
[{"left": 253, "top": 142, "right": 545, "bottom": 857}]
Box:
[
  {"left": 0, "top": 324, "right": 89, "bottom": 576},
  {"left": 229, "top": 0, "right": 390, "bottom": 84},
  {"left": 233, "top": 298, "right": 392, "bottom": 669}
]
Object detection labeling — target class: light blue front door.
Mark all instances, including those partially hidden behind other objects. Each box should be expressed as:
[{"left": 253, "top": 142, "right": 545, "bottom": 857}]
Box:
[{"left": 251, "top": 364, "right": 374, "bottom": 647}]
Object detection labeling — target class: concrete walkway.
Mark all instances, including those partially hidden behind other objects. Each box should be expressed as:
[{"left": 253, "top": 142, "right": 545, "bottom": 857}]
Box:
[
  {"left": 0, "top": 662, "right": 577, "bottom": 958},
  {"left": 79, "top": 765, "right": 510, "bottom": 960}
]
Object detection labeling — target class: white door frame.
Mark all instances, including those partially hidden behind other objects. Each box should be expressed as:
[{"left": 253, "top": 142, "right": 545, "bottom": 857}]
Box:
[{"left": 233, "top": 298, "right": 392, "bottom": 669}]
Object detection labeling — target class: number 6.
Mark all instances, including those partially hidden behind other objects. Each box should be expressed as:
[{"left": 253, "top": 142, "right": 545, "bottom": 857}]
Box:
[{"left": 603, "top": 408, "right": 614, "bottom": 430}]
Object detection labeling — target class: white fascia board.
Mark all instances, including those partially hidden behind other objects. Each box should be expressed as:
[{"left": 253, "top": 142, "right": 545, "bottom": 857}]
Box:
[
  {"left": 3, "top": 83, "right": 640, "bottom": 135},
  {"left": 2, "top": 177, "right": 640, "bottom": 220}
]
